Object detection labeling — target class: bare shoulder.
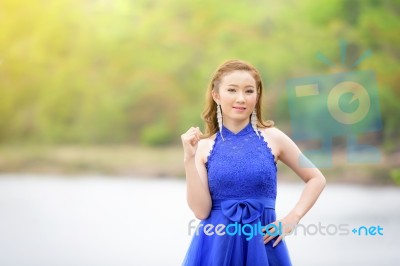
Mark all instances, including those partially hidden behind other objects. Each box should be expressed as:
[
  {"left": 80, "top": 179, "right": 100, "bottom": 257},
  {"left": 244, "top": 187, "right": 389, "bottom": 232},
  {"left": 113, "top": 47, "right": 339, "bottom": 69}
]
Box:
[
  {"left": 260, "top": 126, "right": 288, "bottom": 141},
  {"left": 197, "top": 134, "right": 217, "bottom": 164},
  {"left": 259, "top": 126, "right": 295, "bottom": 159}
]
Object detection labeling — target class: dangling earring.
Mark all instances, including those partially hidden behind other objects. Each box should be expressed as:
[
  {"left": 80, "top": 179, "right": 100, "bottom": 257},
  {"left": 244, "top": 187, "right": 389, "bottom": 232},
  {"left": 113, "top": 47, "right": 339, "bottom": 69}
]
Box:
[
  {"left": 217, "top": 104, "right": 225, "bottom": 141},
  {"left": 251, "top": 109, "right": 260, "bottom": 138}
]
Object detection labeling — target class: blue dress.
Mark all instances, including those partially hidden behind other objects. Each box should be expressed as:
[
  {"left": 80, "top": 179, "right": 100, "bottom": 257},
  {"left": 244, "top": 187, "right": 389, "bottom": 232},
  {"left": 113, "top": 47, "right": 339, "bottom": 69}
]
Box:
[{"left": 182, "top": 123, "right": 292, "bottom": 266}]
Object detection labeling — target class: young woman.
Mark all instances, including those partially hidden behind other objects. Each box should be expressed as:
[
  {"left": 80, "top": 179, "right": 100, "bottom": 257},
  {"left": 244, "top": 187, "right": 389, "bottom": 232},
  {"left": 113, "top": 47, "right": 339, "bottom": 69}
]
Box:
[{"left": 181, "top": 60, "right": 326, "bottom": 265}]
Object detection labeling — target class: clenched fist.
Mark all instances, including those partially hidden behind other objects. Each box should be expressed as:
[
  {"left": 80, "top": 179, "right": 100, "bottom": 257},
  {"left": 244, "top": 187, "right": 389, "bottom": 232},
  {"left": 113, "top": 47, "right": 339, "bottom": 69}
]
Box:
[{"left": 181, "top": 127, "right": 203, "bottom": 161}]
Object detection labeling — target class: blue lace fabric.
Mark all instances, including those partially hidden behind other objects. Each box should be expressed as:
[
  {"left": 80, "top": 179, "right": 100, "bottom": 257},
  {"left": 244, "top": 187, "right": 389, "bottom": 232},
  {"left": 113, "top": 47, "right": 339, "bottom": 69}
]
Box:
[
  {"left": 206, "top": 123, "right": 277, "bottom": 200},
  {"left": 182, "top": 123, "right": 292, "bottom": 266}
]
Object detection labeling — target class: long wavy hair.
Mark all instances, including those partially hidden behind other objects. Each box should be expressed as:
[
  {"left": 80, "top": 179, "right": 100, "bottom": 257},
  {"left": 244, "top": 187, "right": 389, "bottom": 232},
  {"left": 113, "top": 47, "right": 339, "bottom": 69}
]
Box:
[{"left": 201, "top": 59, "right": 274, "bottom": 138}]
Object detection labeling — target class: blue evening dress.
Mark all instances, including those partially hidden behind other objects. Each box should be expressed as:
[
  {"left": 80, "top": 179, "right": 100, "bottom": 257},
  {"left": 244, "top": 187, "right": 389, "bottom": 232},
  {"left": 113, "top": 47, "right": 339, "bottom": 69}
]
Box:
[{"left": 182, "top": 123, "right": 292, "bottom": 266}]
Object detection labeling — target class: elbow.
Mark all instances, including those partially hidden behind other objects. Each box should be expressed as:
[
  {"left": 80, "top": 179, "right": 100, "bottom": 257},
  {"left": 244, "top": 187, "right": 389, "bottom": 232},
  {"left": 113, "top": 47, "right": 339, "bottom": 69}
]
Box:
[
  {"left": 194, "top": 212, "right": 210, "bottom": 220},
  {"left": 187, "top": 196, "right": 212, "bottom": 220},
  {"left": 189, "top": 204, "right": 211, "bottom": 220},
  {"left": 319, "top": 174, "right": 327, "bottom": 189},
  {"left": 192, "top": 208, "right": 211, "bottom": 220},
  {"left": 307, "top": 173, "right": 326, "bottom": 190}
]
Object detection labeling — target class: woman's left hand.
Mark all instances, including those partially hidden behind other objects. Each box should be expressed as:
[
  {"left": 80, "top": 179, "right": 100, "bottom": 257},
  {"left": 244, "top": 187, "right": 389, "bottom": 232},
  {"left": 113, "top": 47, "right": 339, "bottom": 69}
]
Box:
[{"left": 263, "top": 213, "right": 300, "bottom": 247}]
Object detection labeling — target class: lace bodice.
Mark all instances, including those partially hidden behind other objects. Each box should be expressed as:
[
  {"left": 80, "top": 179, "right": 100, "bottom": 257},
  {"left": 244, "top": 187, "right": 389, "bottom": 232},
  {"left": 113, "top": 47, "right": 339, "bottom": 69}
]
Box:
[{"left": 206, "top": 123, "right": 277, "bottom": 200}]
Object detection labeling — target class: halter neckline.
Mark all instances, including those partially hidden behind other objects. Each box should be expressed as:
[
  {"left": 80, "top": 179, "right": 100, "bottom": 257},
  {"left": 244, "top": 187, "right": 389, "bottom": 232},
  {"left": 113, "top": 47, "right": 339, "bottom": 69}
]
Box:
[{"left": 221, "top": 123, "right": 253, "bottom": 137}]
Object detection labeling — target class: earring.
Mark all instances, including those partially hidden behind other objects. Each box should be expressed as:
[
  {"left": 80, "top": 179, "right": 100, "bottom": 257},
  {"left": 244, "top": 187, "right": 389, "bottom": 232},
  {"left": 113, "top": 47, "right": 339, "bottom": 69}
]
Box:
[
  {"left": 251, "top": 109, "right": 260, "bottom": 138},
  {"left": 217, "top": 104, "right": 225, "bottom": 141}
]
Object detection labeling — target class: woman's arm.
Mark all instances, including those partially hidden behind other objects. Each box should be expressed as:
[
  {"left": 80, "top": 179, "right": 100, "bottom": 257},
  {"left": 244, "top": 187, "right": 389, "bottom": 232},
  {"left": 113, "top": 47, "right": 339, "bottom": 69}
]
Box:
[
  {"left": 181, "top": 127, "right": 212, "bottom": 220},
  {"left": 263, "top": 127, "right": 326, "bottom": 246},
  {"left": 278, "top": 129, "right": 326, "bottom": 220}
]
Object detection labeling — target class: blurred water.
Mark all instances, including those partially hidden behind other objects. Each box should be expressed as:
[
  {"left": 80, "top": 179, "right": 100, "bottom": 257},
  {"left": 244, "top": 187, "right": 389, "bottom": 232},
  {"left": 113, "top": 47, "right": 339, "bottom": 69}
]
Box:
[{"left": 0, "top": 174, "right": 399, "bottom": 266}]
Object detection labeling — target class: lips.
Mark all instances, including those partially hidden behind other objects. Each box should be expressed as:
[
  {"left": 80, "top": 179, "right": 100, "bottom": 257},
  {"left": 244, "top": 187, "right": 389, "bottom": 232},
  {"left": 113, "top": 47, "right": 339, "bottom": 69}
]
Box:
[{"left": 232, "top": 107, "right": 246, "bottom": 110}]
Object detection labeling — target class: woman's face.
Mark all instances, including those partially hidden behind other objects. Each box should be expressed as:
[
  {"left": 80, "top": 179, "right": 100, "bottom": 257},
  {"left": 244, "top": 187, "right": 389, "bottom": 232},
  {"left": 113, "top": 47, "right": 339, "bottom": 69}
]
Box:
[{"left": 213, "top": 70, "right": 258, "bottom": 125}]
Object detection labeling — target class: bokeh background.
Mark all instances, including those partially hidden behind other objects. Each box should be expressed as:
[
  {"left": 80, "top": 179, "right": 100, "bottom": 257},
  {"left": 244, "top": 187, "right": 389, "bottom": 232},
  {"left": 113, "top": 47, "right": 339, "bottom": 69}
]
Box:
[{"left": 0, "top": 0, "right": 399, "bottom": 265}]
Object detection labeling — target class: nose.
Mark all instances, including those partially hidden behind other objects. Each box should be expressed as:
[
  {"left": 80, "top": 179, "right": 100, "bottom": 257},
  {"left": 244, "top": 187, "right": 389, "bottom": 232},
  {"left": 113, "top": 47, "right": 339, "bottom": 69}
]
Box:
[{"left": 236, "top": 91, "right": 245, "bottom": 103}]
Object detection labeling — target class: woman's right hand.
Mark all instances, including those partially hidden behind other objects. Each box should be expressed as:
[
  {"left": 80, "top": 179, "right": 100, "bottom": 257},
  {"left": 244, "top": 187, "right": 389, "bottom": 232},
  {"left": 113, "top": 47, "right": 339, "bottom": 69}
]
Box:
[{"left": 181, "top": 127, "right": 203, "bottom": 161}]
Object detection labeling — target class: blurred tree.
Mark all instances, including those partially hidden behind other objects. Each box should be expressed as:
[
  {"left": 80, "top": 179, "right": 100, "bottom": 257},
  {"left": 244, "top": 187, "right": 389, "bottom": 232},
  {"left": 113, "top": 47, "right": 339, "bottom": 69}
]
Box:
[{"left": 0, "top": 0, "right": 398, "bottom": 148}]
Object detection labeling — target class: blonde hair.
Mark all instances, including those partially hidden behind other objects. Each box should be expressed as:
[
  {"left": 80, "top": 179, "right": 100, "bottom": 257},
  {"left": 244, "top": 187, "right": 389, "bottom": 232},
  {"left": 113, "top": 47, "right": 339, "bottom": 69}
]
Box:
[{"left": 201, "top": 59, "right": 274, "bottom": 138}]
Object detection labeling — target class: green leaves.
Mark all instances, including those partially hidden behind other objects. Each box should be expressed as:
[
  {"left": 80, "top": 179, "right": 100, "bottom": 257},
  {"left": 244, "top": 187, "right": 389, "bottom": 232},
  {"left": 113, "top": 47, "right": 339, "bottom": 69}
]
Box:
[{"left": 0, "top": 0, "right": 398, "bottom": 147}]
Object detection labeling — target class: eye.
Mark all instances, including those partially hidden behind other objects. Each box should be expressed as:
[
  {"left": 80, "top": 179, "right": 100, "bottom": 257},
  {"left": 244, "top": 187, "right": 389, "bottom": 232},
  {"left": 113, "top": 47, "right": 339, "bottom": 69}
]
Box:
[
  {"left": 227, "top": 88, "right": 236, "bottom": 92},
  {"left": 246, "top": 89, "right": 255, "bottom": 94}
]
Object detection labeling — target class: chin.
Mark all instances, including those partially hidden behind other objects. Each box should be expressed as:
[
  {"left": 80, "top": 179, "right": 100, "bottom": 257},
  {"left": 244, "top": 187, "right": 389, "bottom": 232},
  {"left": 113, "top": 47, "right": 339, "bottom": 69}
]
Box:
[{"left": 227, "top": 114, "right": 251, "bottom": 123}]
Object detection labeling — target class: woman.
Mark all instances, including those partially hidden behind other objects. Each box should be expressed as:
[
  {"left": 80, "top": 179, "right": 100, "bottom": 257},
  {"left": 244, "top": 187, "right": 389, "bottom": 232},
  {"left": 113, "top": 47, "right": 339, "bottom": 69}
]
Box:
[{"left": 181, "top": 59, "right": 326, "bottom": 265}]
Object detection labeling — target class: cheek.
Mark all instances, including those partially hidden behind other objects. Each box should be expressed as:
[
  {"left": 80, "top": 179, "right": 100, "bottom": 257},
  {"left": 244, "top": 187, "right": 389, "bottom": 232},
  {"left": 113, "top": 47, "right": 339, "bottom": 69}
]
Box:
[
  {"left": 219, "top": 91, "right": 235, "bottom": 103},
  {"left": 247, "top": 94, "right": 258, "bottom": 105}
]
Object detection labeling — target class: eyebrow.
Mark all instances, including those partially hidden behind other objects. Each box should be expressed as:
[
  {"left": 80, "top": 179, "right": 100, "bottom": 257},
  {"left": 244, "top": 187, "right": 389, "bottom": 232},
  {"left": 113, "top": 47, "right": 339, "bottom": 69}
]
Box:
[{"left": 227, "top": 84, "right": 255, "bottom": 88}]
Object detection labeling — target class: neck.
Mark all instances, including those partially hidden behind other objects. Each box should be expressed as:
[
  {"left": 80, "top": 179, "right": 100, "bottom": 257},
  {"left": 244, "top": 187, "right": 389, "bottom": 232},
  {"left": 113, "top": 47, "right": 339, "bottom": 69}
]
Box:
[{"left": 222, "top": 118, "right": 250, "bottom": 134}]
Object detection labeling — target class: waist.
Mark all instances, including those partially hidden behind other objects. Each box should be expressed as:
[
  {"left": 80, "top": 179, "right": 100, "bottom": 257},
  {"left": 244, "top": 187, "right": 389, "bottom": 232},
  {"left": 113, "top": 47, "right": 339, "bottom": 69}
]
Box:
[{"left": 212, "top": 197, "right": 276, "bottom": 210}]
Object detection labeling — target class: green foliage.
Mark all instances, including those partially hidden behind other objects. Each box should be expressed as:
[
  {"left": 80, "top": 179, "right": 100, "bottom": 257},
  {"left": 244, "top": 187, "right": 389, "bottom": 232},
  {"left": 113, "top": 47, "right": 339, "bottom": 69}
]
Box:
[
  {"left": 390, "top": 168, "right": 400, "bottom": 186},
  {"left": 140, "top": 119, "right": 173, "bottom": 146},
  {"left": 380, "top": 87, "right": 400, "bottom": 152},
  {"left": 0, "top": 0, "right": 399, "bottom": 147}
]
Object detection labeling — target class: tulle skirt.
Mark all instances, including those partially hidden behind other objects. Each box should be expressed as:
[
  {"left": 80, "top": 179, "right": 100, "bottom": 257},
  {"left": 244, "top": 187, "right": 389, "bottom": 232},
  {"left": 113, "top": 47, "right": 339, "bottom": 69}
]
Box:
[{"left": 182, "top": 198, "right": 292, "bottom": 266}]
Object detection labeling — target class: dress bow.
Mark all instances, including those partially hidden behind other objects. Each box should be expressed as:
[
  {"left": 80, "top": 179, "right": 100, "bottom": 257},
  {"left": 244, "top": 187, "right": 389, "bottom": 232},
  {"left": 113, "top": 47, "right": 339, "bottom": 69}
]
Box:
[{"left": 221, "top": 199, "right": 264, "bottom": 224}]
